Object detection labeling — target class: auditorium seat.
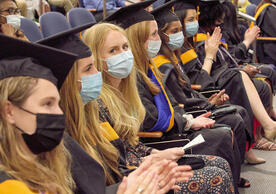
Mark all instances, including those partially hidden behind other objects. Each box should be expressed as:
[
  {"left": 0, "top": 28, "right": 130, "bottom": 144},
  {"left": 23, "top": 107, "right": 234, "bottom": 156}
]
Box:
[
  {"left": 246, "top": 4, "right": 257, "bottom": 17},
  {"left": 40, "top": 12, "right": 71, "bottom": 38},
  {"left": 67, "top": 8, "right": 96, "bottom": 28},
  {"left": 20, "top": 18, "right": 43, "bottom": 42}
]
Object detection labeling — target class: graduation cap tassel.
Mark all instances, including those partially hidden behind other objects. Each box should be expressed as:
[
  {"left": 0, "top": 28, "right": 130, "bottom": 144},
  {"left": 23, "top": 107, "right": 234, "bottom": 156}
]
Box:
[
  {"left": 103, "top": 0, "right": 107, "bottom": 19},
  {"left": 195, "top": 5, "right": 200, "bottom": 43}
]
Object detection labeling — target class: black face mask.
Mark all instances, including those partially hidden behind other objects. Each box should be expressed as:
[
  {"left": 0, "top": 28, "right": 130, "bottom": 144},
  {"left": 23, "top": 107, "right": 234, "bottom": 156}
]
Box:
[{"left": 15, "top": 107, "right": 65, "bottom": 154}]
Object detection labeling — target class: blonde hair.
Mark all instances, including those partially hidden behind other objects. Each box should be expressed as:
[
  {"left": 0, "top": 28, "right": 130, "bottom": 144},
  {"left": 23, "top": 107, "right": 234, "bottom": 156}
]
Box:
[
  {"left": 125, "top": 21, "right": 162, "bottom": 95},
  {"left": 60, "top": 61, "right": 121, "bottom": 185},
  {"left": 83, "top": 23, "right": 146, "bottom": 146},
  {"left": 0, "top": 76, "right": 74, "bottom": 194}
]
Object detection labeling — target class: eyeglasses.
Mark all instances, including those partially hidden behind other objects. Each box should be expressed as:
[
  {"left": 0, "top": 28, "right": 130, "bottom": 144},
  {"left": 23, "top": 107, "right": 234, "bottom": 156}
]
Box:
[{"left": 0, "top": 8, "right": 20, "bottom": 15}]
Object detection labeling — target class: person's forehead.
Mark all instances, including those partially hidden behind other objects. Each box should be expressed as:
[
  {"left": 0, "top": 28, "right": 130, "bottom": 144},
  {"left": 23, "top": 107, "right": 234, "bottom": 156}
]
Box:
[{"left": 0, "top": 0, "right": 17, "bottom": 9}]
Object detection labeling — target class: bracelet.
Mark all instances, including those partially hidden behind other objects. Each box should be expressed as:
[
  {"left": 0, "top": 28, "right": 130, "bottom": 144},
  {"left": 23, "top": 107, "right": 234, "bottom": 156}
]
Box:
[
  {"left": 182, "top": 114, "right": 194, "bottom": 131},
  {"left": 205, "top": 57, "right": 214, "bottom": 62}
]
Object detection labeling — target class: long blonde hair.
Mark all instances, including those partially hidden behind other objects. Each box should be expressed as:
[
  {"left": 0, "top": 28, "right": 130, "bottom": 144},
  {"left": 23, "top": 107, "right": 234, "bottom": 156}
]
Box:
[
  {"left": 60, "top": 60, "right": 121, "bottom": 185},
  {"left": 0, "top": 76, "right": 74, "bottom": 194},
  {"left": 83, "top": 23, "right": 146, "bottom": 146},
  {"left": 125, "top": 21, "right": 162, "bottom": 95}
]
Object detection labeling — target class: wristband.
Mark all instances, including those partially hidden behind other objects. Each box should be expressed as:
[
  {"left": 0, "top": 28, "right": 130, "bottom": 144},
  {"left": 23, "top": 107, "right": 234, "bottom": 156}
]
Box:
[
  {"left": 205, "top": 57, "right": 214, "bottom": 62},
  {"left": 182, "top": 114, "right": 194, "bottom": 131}
]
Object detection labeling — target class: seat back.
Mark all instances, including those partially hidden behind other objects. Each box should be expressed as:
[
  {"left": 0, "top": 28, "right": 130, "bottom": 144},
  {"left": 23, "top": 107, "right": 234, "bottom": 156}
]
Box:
[
  {"left": 249, "top": 0, "right": 261, "bottom": 5},
  {"left": 39, "top": 12, "right": 71, "bottom": 38},
  {"left": 20, "top": 18, "right": 43, "bottom": 42},
  {"left": 78, "top": 0, "right": 85, "bottom": 8},
  {"left": 67, "top": 8, "right": 96, "bottom": 28},
  {"left": 246, "top": 4, "right": 257, "bottom": 17}
]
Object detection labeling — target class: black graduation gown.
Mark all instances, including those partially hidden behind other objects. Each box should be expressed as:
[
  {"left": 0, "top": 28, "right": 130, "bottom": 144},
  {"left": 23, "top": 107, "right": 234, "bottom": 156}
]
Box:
[
  {"left": 256, "top": 4, "right": 276, "bottom": 65},
  {"left": 137, "top": 72, "right": 241, "bottom": 192},
  {"left": 64, "top": 133, "right": 119, "bottom": 194},
  {"left": 155, "top": 56, "right": 248, "bottom": 162},
  {"left": 223, "top": 30, "right": 276, "bottom": 92},
  {"left": 181, "top": 38, "right": 270, "bottom": 141},
  {"left": 195, "top": 35, "right": 271, "bottom": 108}
]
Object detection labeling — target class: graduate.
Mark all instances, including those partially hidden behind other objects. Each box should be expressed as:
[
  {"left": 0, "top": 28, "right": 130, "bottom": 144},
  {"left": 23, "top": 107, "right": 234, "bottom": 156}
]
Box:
[
  {"left": 0, "top": 34, "right": 77, "bottom": 194},
  {"left": 104, "top": 0, "right": 244, "bottom": 192},
  {"left": 255, "top": 0, "right": 276, "bottom": 65},
  {"left": 222, "top": 1, "right": 276, "bottom": 92},
  {"left": 222, "top": 1, "right": 276, "bottom": 151}
]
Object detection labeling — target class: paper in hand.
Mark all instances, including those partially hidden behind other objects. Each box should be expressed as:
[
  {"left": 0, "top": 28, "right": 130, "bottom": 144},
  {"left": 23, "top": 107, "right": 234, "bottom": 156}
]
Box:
[{"left": 182, "top": 134, "right": 205, "bottom": 151}]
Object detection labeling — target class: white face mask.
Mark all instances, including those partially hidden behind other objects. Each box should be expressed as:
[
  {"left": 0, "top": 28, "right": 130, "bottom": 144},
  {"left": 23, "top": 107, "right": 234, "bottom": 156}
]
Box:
[
  {"left": 5, "top": 15, "right": 22, "bottom": 29},
  {"left": 147, "top": 39, "right": 162, "bottom": 58}
]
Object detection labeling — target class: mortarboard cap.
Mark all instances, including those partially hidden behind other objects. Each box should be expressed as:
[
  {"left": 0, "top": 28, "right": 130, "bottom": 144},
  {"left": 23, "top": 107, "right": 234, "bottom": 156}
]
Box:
[
  {"left": 151, "top": 0, "right": 179, "bottom": 28},
  {"left": 104, "top": 0, "right": 157, "bottom": 29},
  {"left": 37, "top": 15, "right": 94, "bottom": 59},
  {"left": 199, "top": 0, "right": 225, "bottom": 4},
  {"left": 173, "top": 0, "right": 199, "bottom": 11},
  {"left": 0, "top": 34, "right": 77, "bottom": 89}
]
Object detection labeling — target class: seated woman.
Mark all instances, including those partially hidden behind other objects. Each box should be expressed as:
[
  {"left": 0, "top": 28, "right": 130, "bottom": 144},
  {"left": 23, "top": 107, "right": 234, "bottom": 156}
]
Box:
[
  {"left": 223, "top": 1, "right": 276, "bottom": 89},
  {"left": 83, "top": 21, "right": 235, "bottom": 194},
  {"left": 222, "top": 1, "right": 276, "bottom": 150},
  {"left": 0, "top": 34, "right": 77, "bottom": 194},
  {"left": 0, "top": 0, "right": 27, "bottom": 40},
  {"left": 151, "top": 0, "right": 265, "bottom": 170},
  {"left": 255, "top": 0, "right": 276, "bottom": 65},
  {"left": 173, "top": 0, "right": 276, "bottom": 144},
  {"left": 38, "top": 15, "right": 181, "bottom": 193},
  {"left": 103, "top": 0, "right": 242, "bottom": 192}
]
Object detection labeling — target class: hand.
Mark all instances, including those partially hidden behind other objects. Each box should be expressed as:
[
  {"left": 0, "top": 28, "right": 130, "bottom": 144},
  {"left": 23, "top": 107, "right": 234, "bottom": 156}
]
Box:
[
  {"left": 125, "top": 157, "right": 178, "bottom": 194},
  {"left": 242, "top": 64, "right": 260, "bottom": 78},
  {"left": 205, "top": 27, "right": 222, "bottom": 59},
  {"left": 175, "top": 165, "right": 194, "bottom": 183},
  {"left": 117, "top": 172, "right": 159, "bottom": 194},
  {"left": 152, "top": 147, "right": 185, "bottom": 161},
  {"left": 208, "top": 89, "right": 230, "bottom": 105},
  {"left": 243, "top": 26, "right": 260, "bottom": 48},
  {"left": 156, "top": 160, "right": 180, "bottom": 193},
  {"left": 191, "top": 112, "right": 215, "bottom": 130},
  {"left": 1, "top": 23, "right": 16, "bottom": 37}
]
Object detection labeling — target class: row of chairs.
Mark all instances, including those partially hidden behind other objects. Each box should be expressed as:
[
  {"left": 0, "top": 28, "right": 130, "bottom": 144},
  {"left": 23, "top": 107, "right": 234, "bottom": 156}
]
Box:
[{"left": 21, "top": 8, "right": 96, "bottom": 42}]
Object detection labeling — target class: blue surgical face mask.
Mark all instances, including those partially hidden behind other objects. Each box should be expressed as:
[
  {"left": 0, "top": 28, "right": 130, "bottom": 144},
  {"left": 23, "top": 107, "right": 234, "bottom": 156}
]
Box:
[
  {"left": 147, "top": 39, "right": 162, "bottom": 58},
  {"left": 185, "top": 21, "right": 199, "bottom": 37},
  {"left": 79, "top": 72, "right": 102, "bottom": 104},
  {"left": 106, "top": 50, "right": 134, "bottom": 78},
  {"left": 167, "top": 31, "right": 185, "bottom": 50}
]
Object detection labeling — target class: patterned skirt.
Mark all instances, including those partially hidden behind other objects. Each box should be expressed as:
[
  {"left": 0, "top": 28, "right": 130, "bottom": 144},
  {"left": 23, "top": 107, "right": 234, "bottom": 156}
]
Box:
[{"left": 175, "top": 154, "right": 235, "bottom": 194}]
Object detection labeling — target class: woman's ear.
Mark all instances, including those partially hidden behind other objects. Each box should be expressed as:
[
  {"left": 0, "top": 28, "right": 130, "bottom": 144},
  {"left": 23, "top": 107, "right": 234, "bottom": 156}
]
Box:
[{"left": 4, "top": 101, "right": 16, "bottom": 124}]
